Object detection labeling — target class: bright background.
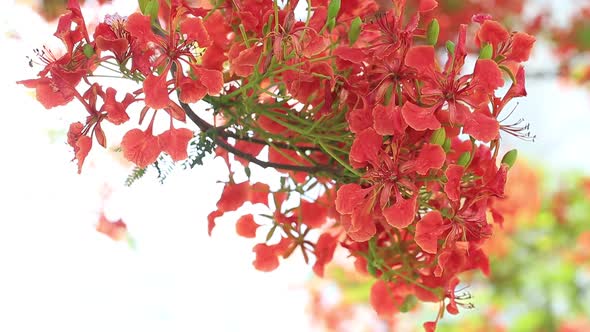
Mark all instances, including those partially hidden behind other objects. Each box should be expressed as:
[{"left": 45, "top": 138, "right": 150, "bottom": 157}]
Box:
[{"left": 1, "top": 0, "right": 589, "bottom": 331}]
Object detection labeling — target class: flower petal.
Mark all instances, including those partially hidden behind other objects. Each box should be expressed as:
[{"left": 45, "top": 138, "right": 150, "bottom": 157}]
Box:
[
  {"left": 383, "top": 195, "right": 417, "bottom": 229},
  {"left": 401, "top": 102, "right": 440, "bottom": 131}
]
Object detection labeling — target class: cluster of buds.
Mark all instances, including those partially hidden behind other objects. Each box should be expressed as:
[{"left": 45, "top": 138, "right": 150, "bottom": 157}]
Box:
[{"left": 20, "top": 0, "right": 535, "bottom": 330}]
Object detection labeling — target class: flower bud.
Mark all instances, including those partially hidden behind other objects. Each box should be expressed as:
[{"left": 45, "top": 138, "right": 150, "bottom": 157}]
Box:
[
  {"left": 327, "top": 17, "right": 336, "bottom": 31},
  {"left": 457, "top": 152, "right": 471, "bottom": 166},
  {"left": 446, "top": 41, "right": 455, "bottom": 55},
  {"left": 430, "top": 128, "right": 446, "bottom": 146},
  {"left": 501, "top": 149, "right": 518, "bottom": 168},
  {"left": 427, "top": 19, "right": 440, "bottom": 46},
  {"left": 328, "top": 0, "right": 341, "bottom": 21},
  {"left": 83, "top": 44, "right": 95, "bottom": 58},
  {"left": 479, "top": 43, "right": 493, "bottom": 59},
  {"left": 442, "top": 138, "right": 451, "bottom": 153},
  {"left": 349, "top": 17, "right": 362, "bottom": 45}
]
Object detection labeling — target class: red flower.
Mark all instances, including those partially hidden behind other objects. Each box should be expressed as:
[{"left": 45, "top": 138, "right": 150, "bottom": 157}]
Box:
[
  {"left": 444, "top": 165, "right": 464, "bottom": 202},
  {"left": 67, "top": 122, "right": 92, "bottom": 173},
  {"left": 143, "top": 74, "right": 171, "bottom": 110},
  {"left": 335, "top": 184, "right": 373, "bottom": 215},
  {"left": 349, "top": 128, "right": 382, "bottom": 168},
  {"left": 158, "top": 127, "right": 194, "bottom": 161},
  {"left": 94, "top": 15, "right": 130, "bottom": 61},
  {"left": 19, "top": 78, "right": 75, "bottom": 109},
  {"left": 216, "top": 181, "right": 250, "bottom": 212},
  {"left": 405, "top": 25, "right": 504, "bottom": 126},
  {"left": 312, "top": 233, "right": 339, "bottom": 277},
  {"left": 180, "top": 17, "right": 211, "bottom": 47},
  {"left": 252, "top": 243, "right": 280, "bottom": 272},
  {"left": 382, "top": 194, "right": 417, "bottom": 228},
  {"left": 235, "top": 214, "right": 259, "bottom": 238},
  {"left": 372, "top": 104, "right": 407, "bottom": 136},
  {"left": 96, "top": 214, "right": 127, "bottom": 241},
  {"left": 463, "top": 110, "right": 500, "bottom": 142},
  {"left": 507, "top": 32, "right": 536, "bottom": 62},
  {"left": 120, "top": 128, "right": 161, "bottom": 168},
  {"left": 401, "top": 102, "right": 440, "bottom": 131},
  {"left": 411, "top": 143, "right": 446, "bottom": 175},
  {"left": 472, "top": 59, "right": 504, "bottom": 92},
  {"left": 229, "top": 44, "right": 262, "bottom": 77},
  {"left": 252, "top": 237, "right": 294, "bottom": 272},
  {"left": 101, "top": 87, "right": 133, "bottom": 125},
  {"left": 419, "top": 0, "right": 438, "bottom": 12},
  {"left": 300, "top": 199, "right": 329, "bottom": 228},
  {"left": 476, "top": 20, "right": 510, "bottom": 50},
  {"left": 178, "top": 74, "right": 208, "bottom": 104},
  {"left": 415, "top": 211, "right": 445, "bottom": 254}
]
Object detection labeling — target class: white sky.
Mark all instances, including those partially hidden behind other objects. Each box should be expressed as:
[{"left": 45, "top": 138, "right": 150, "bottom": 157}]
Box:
[{"left": 1, "top": 1, "right": 589, "bottom": 331}]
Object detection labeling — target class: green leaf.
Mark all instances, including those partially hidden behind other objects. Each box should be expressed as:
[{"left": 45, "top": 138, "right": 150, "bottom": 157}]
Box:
[
  {"left": 145, "top": 0, "right": 159, "bottom": 22},
  {"left": 125, "top": 167, "right": 147, "bottom": 187},
  {"left": 348, "top": 17, "right": 362, "bottom": 45},
  {"left": 479, "top": 43, "right": 493, "bottom": 59},
  {"left": 501, "top": 149, "right": 518, "bottom": 168},
  {"left": 327, "top": 0, "right": 341, "bottom": 21},
  {"left": 426, "top": 19, "right": 439, "bottom": 46},
  {"left": 138, "top": 0, "right": 150, "bottom": 13}
]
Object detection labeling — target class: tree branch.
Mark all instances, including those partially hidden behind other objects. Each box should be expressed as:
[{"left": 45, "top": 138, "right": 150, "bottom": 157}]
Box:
[{"left": 177, "top": 100, "right": 341, "bottom": 175}]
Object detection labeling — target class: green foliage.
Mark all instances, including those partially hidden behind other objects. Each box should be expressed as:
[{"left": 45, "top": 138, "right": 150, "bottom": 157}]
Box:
[
  {"left": 124, "top": 133, "right": 216, "bottom": 186},
  {"left": 182, "top": 133, "right": 216, "bottom": 169},
  {"left": 125, "top": 166, "right": 147, "bottom": 187}
]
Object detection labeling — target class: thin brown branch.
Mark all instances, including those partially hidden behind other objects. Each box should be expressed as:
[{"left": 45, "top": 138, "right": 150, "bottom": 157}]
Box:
[{"left": 177, "top": 100, "right": 340, "bottom": 175}]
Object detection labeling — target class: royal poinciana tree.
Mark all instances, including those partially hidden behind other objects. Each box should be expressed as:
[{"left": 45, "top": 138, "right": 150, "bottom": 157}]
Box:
[{"left": 19, "top": 0, "right": 536, "bottom": 330}]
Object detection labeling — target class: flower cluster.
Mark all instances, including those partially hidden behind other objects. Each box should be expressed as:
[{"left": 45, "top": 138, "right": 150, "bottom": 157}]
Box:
[
  {"left": 308, "top": 164, "right": 590, "bottom": 331},
  {"left": 20, "top": 0, "right": 535, "bottom": 330}
]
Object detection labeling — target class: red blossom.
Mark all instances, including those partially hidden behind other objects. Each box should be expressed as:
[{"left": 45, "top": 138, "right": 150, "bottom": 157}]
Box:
[
  {"left": 301, "top": 199, "right": 329, "bottom": 228},
  {"left": 312, "top": 233, "right": 339, "bottom": 277},
  {"left": 401, "top": 102, "right": 440, "bottom": 131},
  {"left": 335, "top": 184, "right": 372, "bottom": 215},
  {"left": 143, "top": 74, "right": 171, "bottom": 110},
  {"left": 412, "top": 144, "right": 446, "bottom": 175},
  {"left": 158, "top": 127, "right": 194, "bottom": 161},
  {"left": 19, "top": 2, "right": 536, "bottom": 327},
  {"left": 507, "top": 32, "right": 536, "bottom": 62},
  {"left": 383, "top": 195, "right": 417, "bottom": 229},
  {"left": 120, "top": 128, "right": 161, "bottom": 168},
  {"left": 19, "top": 78, "right": 75, "bottom": 109},
  {"left": 236, "top": 214, "right": 259, "bottom": 238},
  {"left": 101, "top": 88, "right": 133, "bottom": 125},
  {"left": 415, "top": 211, "right": 445, "bottom": 254},
  {"left": 473, "top": 59, "right": 505, "bottom": 92},
  {"left": 372, "top": 104, "right": 407, "bottom": 136},
  {"left": 445, "top": 165, "right": 464, "bottom": 202},
  {"left": 463, "top": 111, "right": 500, "bottom": 142},
  {"left": 180, "top": 17, "right": 211, "bottom": 47},
  {"left": 349, "top": 128, "right": 382, "bottom": 168}
]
